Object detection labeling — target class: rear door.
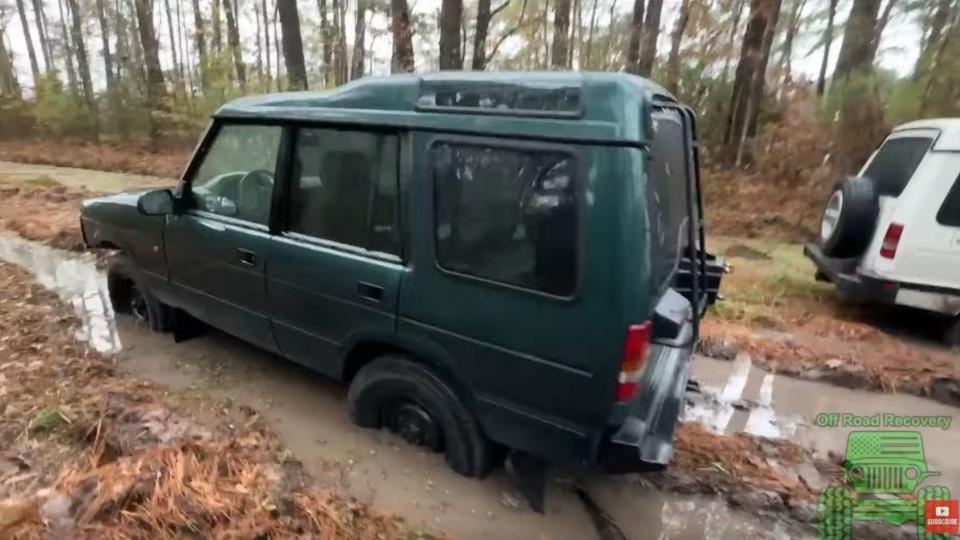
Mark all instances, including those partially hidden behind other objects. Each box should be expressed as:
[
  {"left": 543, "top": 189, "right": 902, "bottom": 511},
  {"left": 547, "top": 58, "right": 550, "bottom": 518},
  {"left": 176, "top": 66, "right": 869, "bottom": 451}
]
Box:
[
  {"left": 265, "top": 126, "right": 403, "bottom": 378},
  {"left": 398, "top": 132, "right": 618, "bottom": 461}
]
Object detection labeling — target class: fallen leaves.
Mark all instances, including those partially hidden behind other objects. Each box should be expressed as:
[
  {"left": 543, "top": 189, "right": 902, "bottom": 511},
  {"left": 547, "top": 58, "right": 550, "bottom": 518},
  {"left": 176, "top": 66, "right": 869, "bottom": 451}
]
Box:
[{"left": 0, "top": 260, "right": 422, "bottom": 539}]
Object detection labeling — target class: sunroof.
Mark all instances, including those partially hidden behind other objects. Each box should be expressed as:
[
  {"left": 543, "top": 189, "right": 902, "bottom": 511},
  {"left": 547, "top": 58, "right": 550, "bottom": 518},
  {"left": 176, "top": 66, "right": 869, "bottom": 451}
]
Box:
[{"left": 416, "top": 79, "right": 582, "bottom": 117}]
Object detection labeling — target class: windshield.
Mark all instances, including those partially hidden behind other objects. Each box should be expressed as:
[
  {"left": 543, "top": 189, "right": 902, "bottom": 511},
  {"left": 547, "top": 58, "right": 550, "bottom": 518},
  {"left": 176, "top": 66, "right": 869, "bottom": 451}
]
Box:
[{"left": 862, "top": 135, "right": 933, "bottom": 197}]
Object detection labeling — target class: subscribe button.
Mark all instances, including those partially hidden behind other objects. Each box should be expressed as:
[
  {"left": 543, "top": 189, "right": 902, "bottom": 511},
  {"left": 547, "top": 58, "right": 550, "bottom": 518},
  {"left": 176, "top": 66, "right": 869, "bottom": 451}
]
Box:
[{"left": 926, "top": 500, "right": 960, "bottom": 534}]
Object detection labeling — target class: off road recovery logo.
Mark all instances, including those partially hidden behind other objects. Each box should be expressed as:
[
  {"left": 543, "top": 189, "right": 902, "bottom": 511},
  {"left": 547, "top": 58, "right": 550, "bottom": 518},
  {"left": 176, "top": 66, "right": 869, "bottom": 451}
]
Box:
[{"left": 817, "top": 430, "right": 957, "bottom": 539}]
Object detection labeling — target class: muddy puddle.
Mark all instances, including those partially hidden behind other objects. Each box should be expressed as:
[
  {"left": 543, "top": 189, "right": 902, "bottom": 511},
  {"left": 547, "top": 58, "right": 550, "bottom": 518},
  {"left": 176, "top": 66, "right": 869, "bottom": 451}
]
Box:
[
  {"left": 689, "top": 355, "right": 960, "bottom": 492},
  {"left": 8, "top": 232, "right": 960, "bottom": 539}
]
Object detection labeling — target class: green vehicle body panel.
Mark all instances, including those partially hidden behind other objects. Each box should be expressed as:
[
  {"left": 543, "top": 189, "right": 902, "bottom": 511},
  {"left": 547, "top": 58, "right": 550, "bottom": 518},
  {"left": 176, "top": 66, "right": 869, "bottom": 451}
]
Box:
[{"left": 80, "top": 72, "right": 704, "bottom": 468}]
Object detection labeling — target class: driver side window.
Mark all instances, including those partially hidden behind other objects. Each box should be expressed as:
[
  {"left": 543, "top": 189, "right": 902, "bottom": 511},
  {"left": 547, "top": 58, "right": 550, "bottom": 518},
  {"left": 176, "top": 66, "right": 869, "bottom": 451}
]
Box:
[{"left": 189, "top": 124, "right": 282, "bottom": 225}]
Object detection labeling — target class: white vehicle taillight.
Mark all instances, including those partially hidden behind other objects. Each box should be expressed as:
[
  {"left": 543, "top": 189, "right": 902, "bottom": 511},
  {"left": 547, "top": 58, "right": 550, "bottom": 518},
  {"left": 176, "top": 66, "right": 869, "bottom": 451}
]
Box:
[{"left": 879, "top": 223, "right": 904, "bottom": 259}]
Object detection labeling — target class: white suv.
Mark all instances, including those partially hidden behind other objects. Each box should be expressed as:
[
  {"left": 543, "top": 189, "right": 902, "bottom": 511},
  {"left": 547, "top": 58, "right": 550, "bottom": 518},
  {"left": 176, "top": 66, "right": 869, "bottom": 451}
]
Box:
[{"left": 805, "top": 118, "right": 960, "bottom": 344}]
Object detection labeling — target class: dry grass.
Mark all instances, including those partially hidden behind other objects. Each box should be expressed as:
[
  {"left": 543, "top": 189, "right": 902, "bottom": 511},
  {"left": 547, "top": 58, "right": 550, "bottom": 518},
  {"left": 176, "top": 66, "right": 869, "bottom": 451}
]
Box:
[{"left": 0, "top": 139, "right": 190, "bottom": 180}]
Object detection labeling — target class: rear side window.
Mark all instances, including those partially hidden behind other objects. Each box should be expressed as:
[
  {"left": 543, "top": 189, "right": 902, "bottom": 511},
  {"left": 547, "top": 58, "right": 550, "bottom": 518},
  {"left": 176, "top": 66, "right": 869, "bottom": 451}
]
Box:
[
  {"left": 862, "top": 136, "right": 933, "bottom": 197},
  {"left": 432, "top": 142, "right": 577, "bottom": 297},
  {"left": 938, "top": 174, "right": 960, "bottom": 227},
  {"left": 288, "top": 128, "right": 400, "bottom": 255}
]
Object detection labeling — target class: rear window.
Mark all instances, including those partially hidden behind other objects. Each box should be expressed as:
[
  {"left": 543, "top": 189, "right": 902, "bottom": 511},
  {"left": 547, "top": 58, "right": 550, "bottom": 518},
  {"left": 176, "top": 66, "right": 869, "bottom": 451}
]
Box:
[
  {"left": 937, "top": 173, "right": 960, "bottom": 227},
  {"left": 432, "top": 142, "right": 577, "bottom": 297},
  {"left": 862, "top": 136, "right": 933, "bottom": 197},
  {"left": 646, "top": 110, "right": 692, "bottom": 287}
]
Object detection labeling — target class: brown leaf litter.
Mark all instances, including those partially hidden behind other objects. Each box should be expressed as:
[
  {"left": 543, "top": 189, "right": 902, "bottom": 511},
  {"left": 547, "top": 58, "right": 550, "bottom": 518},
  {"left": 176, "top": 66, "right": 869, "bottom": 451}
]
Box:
[
  {"left": 0, "top": 260, "right": 427, "bottom": 539},
  {"left": 699, "top": 318, "right": 960, "bottom": 407},
  {"left": 0, "top": 185, "right": 93, "bottom": 251}
]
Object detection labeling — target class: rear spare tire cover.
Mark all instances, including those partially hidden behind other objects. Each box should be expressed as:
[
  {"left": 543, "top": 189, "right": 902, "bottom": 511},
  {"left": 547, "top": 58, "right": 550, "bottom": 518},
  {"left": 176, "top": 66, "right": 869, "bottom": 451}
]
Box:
[{"left": 818, "top": 176, "right": 879, "bottom": 257}]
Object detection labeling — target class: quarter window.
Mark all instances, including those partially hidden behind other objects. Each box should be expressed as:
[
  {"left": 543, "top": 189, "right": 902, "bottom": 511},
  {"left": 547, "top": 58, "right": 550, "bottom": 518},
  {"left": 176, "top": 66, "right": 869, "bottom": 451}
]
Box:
[
  {"left": 432, "top": 142, "right": 577, "bottom": 297},
  {"left": 937, "top": 173, "right": 960, "bottom": 227},
  {"left": 189, "top": 124, "right": 282, "bottom": 225},
  {"left": 862, "top": 137, "right": 933, "bottom": 197},
  {"left": 288, "top": 128, "right": 400, "bottom": 254}
]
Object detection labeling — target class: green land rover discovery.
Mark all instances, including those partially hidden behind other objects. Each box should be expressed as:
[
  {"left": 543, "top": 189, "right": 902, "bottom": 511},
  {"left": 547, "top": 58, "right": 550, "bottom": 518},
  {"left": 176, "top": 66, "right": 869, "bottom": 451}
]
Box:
[{"left": 80, "top": 72, "right": 723, "bottom": 504}]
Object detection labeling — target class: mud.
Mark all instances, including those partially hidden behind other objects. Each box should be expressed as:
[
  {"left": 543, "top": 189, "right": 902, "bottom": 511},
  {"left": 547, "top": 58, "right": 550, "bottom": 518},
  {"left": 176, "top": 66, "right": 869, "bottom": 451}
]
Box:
[{"left": 0, "top": 232, "right": 819, "bottom": 539}]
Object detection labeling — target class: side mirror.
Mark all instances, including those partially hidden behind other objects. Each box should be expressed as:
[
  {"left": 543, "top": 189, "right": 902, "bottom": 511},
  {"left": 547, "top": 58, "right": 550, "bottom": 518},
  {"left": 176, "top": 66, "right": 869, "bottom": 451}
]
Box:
[{"left": 137, "top": 189, "right": 174, "bottom": 216}]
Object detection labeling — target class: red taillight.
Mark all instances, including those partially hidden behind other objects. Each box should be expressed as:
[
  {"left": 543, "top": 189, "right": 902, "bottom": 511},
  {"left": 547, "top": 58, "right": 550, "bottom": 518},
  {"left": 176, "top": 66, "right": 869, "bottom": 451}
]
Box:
[
  {"left": 879, "top": 223, "right": 904, "bottom": 259},
  {"left": 616, "top": 322, "right": 651, "bottom": 402}
]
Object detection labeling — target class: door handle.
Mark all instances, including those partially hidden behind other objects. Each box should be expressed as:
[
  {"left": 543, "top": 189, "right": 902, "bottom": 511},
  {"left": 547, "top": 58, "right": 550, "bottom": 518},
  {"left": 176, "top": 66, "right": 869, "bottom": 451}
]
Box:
[
  {"left": 357, "top": 281, "right": 384, "bottom": 302},
  {"left": 237, "top": 248, "right": 258, "bottom": 266}
]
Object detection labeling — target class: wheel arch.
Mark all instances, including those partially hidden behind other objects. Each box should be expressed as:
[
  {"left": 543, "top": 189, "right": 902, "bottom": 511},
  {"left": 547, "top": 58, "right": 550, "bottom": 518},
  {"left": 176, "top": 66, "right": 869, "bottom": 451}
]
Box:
[{"left": 340, "top": 334, "right": 476, "bottom": 408}]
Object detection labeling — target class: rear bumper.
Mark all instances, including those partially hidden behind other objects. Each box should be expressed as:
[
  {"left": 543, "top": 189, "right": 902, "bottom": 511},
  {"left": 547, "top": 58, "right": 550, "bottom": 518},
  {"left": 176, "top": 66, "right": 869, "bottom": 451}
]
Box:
[
  {"left": 598, "top": 311, "right": 694, "bottom": 473},
  {"left": 803, "top": 243, "right": 898, "bottom": 304},
  {"left": 804, "top": 243, "right": 960, "bottom": 315}
]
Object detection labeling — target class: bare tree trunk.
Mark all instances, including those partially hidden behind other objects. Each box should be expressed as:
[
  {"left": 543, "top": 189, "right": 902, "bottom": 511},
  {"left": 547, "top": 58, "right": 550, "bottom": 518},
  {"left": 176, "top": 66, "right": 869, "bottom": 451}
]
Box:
[
  {"left": 255, "top": 1, "right": 263, "bottom": 83},
  {"left": 30, "top": 0, "right": 52, "bottom": 72},
  {"left": 625, "top": 0, "right": 644, "bottom": 74},
  {"left": 439, "top": 0, "right": 463, "bottom": 69},
  {"left": 920, "top": 5, "right": 959, "bottom": 113},
  {"left": 834, "top": 0, "right": 881, "bottom": 81},
  {"left": 176, "top": 0, "right": 192, "bottom": 97},
  {"left": 665, "top": 0, "right": 691, "bottom": 93},
  {"left": 816, "top": 0, "right": 837, "bottom": 96},
  {"left": 277, "top": 0, "right": 307, "bottom": 89},
  {"left": 390, "top": 0, "right": 415, "bottom": 72},
  {"left": 583, "top": 0, "right": 599, "bottom": 69},
  {"left": 778, "top": 0, "right": 805, "bottom": 88},
  {"left": 94, "top": 0, "right": 115, "bottom": 91},
  {"left": 58, "top": 0, "right": 79, "bottom": 94},
  {"left": 569, "top": 0, "right": 579, "bottom": 68},
  {"left": 0, "top": 33, "right": 20, "bottom": 96},
  {"left": 212, "top": 0, "right": 222, "bottom": 53},
  {"left": 471, "top": 0, "right": 492, "bottom": 70},
  {"left": 914, "top": 0, "right": 952, "bottom": 78},
  {"left": 338, "top": 0, "right": 348, "bottom": 82},
  {"left": 603, "top": 0, "right": 618, "bottom": 70},
  {"left": 273, "top": 4, "right": 282, "bottom": 90},
  {"left": 223, "top": 0, "right": 245, "bottom": 87},
  {"left": 192, "top": 0, "right": 209, "bottom": 91},
  {"left": 134, "top": 0, "right": 167, "bottom": 113},
  {"left": 14, "top": 0, "right": 41, "bottom": 86},
  {"left": 541, "top": 0, "right": 550, "bottom": 67},
  {"left": 114, "top": 0, "right": 127, "bottom": 82},
  {"left": 722, "top": 0, "right": 745, "bottom": 82},
  {"left": 636, "top": 0, "right": 663, "bottom": 76},
  {"left": 866, "top": 0, "right": 898, "bottom": 61},
  {"left": 550, "top": 0, "right": 570, "bottom": 68},
  {"left": 318, "top": 0, "right": 332, "bottom": 82},
  {"left": 724, "top": 0, "right": 781, "bottom": 159},
  {"left": 66, "top": 0, "right": 97, "bottom": 133},
  {"left": 163, "top": 0, "right": 179, "bottom": 89},
  {"left": 261, "top": 0, "right": 271, "bottom": 83},
  {"left": 350, "top": 0, "right": 366, "bottom": 79}
]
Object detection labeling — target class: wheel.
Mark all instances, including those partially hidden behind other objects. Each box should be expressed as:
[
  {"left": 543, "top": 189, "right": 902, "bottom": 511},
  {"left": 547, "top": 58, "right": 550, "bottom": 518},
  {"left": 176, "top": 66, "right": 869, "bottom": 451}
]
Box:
[
  {"left": 917, "top": 485, "right": 951, "bottom": 539},
  {"left": 818, "top": 176, "right": 879, "bottom": 258},
  {"left": 818, "top": 486, "right": 853, "bottom": 539},
  {"left": 944, "top": 318, "right": 960, "bottom": 348},
  {"left": 107, "top": 255, "right": 172, "bottom": 333},
  {"left": 347, "top": 355, "right": 498, "bottom": 478}
]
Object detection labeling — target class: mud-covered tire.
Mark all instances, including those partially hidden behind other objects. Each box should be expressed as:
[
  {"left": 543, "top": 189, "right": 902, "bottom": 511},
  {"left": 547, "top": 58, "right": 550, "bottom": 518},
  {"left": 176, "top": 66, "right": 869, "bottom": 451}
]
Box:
[
  {"left": 944, "top": 318, "right": 960, "bottom": 348},
  {"left": 818, "top": 176, "right": 879, "bottom": 258},
  {"left": 917, "top": 485, "right": 952, "bottom": 539},
  {"left": 818, "top": 486, "right": 853, "bottom": 539},
  {"left": 347, "top": 355, "right": 497, "bottom": 478},
  {"left": 107, "top": 255, "right": 172, "bottom": 333}
]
